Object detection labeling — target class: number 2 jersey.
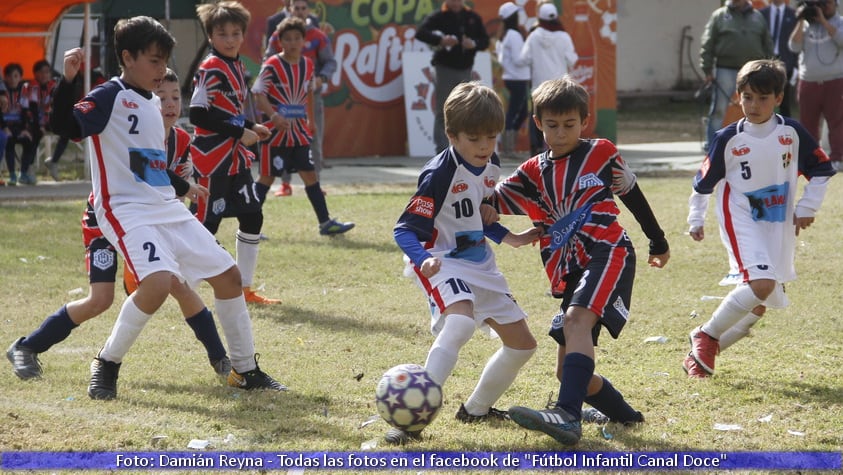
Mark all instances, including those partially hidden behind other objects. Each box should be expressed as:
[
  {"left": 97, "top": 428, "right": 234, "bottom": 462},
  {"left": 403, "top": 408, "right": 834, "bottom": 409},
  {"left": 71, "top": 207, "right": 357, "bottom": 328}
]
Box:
[{"left": 690, "top": 115, "right": 835, "bottom": 283}]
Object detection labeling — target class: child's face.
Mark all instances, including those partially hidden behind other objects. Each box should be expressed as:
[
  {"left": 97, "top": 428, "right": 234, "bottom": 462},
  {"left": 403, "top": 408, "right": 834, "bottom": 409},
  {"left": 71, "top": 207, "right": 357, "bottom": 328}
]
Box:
[
  {"left": 4, "top": 69, "right": 21, "bottom": 88},
  {"left": 121, "top": 45, "right": 168, "bottom": 91},
  {"left": 155, "top": 79, "right": 181, "bottom": 130},
  {"left": 209, "top": 22, "right": 245, "bottom": 58},
  {"left": 35, "top": 66, "right": 52, "bottom": 85},
  {"left": 447, "top": 130, "right": 498, "bottom": 167},
  {"left": 739, "top": 87, "right": 782, "bottom": 124},
  {"left": 534, "top": 109, "right": 586, "bottom": 157},
  {"left": 280, "top": 30, "right": 304, "bottom": 59}
]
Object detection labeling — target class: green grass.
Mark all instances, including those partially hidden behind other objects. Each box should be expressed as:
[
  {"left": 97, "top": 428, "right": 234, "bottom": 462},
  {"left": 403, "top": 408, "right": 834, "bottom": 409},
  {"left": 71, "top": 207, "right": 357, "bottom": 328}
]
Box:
[{"left": 1, "top": 179, "right": 841, "bottom": 474}]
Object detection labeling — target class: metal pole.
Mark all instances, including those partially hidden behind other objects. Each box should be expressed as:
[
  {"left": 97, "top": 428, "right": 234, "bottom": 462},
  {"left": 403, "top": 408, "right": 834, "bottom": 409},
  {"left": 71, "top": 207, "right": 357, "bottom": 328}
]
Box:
[{"left": 83, "top": 2, "right": 92, "bottom": 180}]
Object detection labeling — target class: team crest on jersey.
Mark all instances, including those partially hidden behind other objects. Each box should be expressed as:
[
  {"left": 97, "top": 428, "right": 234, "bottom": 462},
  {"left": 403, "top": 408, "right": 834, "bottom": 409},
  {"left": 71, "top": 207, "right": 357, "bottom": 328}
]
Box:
[
  {"left": 91, "top": 248, "right": 114, "bottom": 271},
  {"left": 273, "top": 155, "right": 285, "bottom": 170},
  {"left": 550, "top": 311, "right": 565, "bottom": 330},
  {"left": 408, "top": 196, "right": 434, "bottom": 218},
  {"left": 732, "top": 145, "right": 750, "bottom": 156},
  {"left": 212, "top": 197, "right": 227, "bottom": 215},
  {"left": 451, "top": 182, "right": 468, "bottom": 193},
  {"left": 121, "top": 98, "right": 139, "bottom": 109},
  {"left": 781, "top": 151, "right": 792, "bottom": 168},
  {"left": 75, "top": 101, "right": 95, "bottom": 114},
  {"left": 613, "top": 296, "right": 629, "bottom": 320},
  {"left": 578, "top": 173, "right": 603, "bottom": 189},
  {"left": 778, "top": 135, "right": 793, "bottom": 146}
]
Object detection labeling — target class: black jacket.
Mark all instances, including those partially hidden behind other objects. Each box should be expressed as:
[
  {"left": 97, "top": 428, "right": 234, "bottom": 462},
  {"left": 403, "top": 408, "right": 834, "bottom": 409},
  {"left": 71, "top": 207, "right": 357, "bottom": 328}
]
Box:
[{"left": 414, "top": 6, "right": 489, "bottom": 70}]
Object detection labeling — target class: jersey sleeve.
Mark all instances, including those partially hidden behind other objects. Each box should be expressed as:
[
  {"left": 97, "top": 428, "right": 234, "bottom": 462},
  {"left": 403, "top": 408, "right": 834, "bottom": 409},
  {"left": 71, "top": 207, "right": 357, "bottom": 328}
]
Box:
[
  {"left": 494, "top": 159, "right": 544, "bottom": 222},
  {"left": 693, "top": 125, "right": 734, "bottom": 194},
  {"left": 394, "top": 165, "right": 449, "bottom": 243},
  {"left": 71, "top": 83, "right": 116, "bottom": 139},
  {"left": 790, "top": 119, "right": 835, "bottom": 179}
]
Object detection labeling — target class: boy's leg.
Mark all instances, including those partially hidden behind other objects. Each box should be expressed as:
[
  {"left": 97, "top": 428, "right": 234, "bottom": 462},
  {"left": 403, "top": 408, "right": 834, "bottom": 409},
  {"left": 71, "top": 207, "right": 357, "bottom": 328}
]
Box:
[
  {"left": 170, "top": 277, "right": 229, "bottom": 377},
  {"left": 424, "top": 311, "right": 476, "bottom": 386},
  {"left": 294, "top": 148, "right": 353, "bottom": 235},
  {"left": 717, "top": 306, "right": 764, "bottom": 352}
]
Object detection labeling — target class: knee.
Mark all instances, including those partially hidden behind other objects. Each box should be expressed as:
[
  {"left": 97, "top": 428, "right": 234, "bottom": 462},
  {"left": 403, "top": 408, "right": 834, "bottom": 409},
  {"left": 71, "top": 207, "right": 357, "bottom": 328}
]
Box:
[{"left": 749, "top": 279, "right": 776, "bottom": 301}]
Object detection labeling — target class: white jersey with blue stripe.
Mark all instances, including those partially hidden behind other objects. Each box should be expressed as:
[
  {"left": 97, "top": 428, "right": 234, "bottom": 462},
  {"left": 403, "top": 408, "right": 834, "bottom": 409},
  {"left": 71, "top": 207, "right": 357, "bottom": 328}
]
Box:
[{"left": 73, "top": 78, "right": 193, "bottom": 241}]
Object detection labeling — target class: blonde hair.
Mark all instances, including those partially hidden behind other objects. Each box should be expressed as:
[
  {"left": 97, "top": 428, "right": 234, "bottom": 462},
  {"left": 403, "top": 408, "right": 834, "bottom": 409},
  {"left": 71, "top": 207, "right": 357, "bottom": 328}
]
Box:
[{"left": 444, "top": 82, "right": 505, "bottom": 136}]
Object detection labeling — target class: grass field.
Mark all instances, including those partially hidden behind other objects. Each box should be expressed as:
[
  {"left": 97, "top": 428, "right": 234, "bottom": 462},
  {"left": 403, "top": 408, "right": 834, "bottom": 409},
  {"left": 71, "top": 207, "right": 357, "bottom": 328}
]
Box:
[{"left": 1, "top": 175, "right": 841, "bottom": 473}]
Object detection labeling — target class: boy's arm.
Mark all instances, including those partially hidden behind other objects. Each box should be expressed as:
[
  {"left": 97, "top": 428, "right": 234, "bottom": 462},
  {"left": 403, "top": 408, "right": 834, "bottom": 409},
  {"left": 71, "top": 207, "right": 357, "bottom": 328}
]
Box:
[
  {"left": 617, "top": 183, "right": 670, "bottom": 256},
  {"left": 687, "top": 190, "right": 708, "bottom": 241},
  {"left": 189, "top": 106, "right": 249, "bottom": 139},
  {"left": 49, "top": 77, "right": 84, "bottom": 139},
  {"left": 394, "top": 227, "right": 433, "bottom": 268}
]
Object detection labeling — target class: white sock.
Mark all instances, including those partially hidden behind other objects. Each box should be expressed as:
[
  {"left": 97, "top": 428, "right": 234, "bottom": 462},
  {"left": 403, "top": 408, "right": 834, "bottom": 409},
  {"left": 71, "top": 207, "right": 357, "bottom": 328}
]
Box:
[
  {"left": 424, "top": 314, "right": 475, "bottom": 386},
  {"left": 215, "top": 295, "right": 256, "bottom": 373},
  {"left": 718, "top": 312, "right": 762, "bottom": 351},
  {"left": 701, "top": 284, "right": 763, "bottom": 339},
  {"left": 100, "top": 295, "right": 152, "bottom": 363},
  {"left": 463, "top": 346, "right": 536, "bottom": 416},
  {"left": 236, "top": 231, "right": 260, "bottom": 289}
]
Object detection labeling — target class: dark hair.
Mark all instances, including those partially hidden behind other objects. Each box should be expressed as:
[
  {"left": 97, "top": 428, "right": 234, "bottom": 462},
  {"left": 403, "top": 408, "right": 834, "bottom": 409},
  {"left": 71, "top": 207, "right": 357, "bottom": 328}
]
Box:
[
  {"left": 113, "top": 16, "right": 175, "bottom": 68},
  {"left": 276, "top": 16, "right": 306, "bottom": 38},
  {"left": 163, "top": 67, "right": 179, "bottom": 83},
  {"left": 736, "top": 59, "right": 786, "bottom": 96},
  {"left": 502, "top": 11, "right": 520, "bottom": 36},
  {"left": 4, "top": 63, "right": 23, "bottom": 77},
  {"left": 33, "top": 60, "right": 51, "bottom": 75},
  {"left": 197, "top": 1, "right": 251, "bottom": 36},
  {"left": 532, "top": 77, "right": 589, "bottom": 121}
]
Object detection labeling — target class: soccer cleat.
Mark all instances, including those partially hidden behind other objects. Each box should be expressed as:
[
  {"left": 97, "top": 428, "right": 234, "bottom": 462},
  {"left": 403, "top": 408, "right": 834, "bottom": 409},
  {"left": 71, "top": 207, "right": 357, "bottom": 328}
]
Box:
[
  {"left": 319, "top": 218, "right": 355, "bottom": 236},
  {"left": 122, "top": 266, "right": 139, "bottom": 296},
  {"left": 384, "top": 427, "right": 422, "bottom": 446},
  {"left": 46, "top": 159, "right": 60, "bottom": 181},
  {"left": 682, "top": 351, "right": 712, "bottom": 378},
  {"left": 243, "top": 287, "right": 282, "bottom": 305},
  {"left": 18, "top": 173, "right": 37, "bottom": 185},
  {"left": 210, "top": 356, "right": 232, "bottom": 380},
  {"left": 455, "top": 403, "right": 510, "bottom": 423},
  {"left": 509, "top": 406, "right": 582, "bottom": 446},
  {"left": 227, "top": 355, "right": 287, "bottom": 391},
  {"left": 689, "top": 326, "right": 719, "bottom": 374},
  {"left": 581, "top": 407, "right": 610, "bottom": 424},
  {"left": 88, "top": 357, "right": 121, "bottom": 400},
  {"left": 274, "top": 182, "right": 293, "bottom": 197},
  {"left": 7, "top": 338, "right": 43, "bottom": 380},
  {"left": 8, "top": 173, "right": 17, "bottom": 186}
]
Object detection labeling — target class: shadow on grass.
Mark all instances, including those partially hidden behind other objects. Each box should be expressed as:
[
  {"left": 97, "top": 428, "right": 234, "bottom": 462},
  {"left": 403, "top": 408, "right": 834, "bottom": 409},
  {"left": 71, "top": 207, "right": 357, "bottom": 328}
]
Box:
[
  {"left": 271, "top": 233, "right": 400, "bottom": 254},
  {"left": 774, "top": 381, "right": 843, "bottom": 408},
  {"left": 256, "top": 303, "right": 423, "bottom": 340}
]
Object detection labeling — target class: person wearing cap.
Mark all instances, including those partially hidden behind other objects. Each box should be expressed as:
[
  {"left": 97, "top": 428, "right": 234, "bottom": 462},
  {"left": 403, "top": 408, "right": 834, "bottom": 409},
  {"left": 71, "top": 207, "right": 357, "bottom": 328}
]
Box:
[
  {"left": 415, "top": 0, "right": 490, "bottom": 154},
  {"left": 497, "top": 2, "right": 530, "bottom": 158},
  {"left": 520, "top": 2, "right": 578, "bottom": 155}
]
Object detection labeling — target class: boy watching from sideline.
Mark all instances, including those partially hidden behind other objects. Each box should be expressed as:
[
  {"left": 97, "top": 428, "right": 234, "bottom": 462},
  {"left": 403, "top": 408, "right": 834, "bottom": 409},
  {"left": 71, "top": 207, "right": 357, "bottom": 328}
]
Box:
[
  {"left": 190, "top": 1, "right": 280, "bottom": 304},
  {"left": 492, "top": 77, "right": 670, "bottom": 446},
  {"left": 49, "top": 16, "right": 286, "bottom": 400},
  {"left": 252, "top": 16, "right": 353, "bottom": 236},
  {"left": 390, "top": 81, "right": 540, "bottom": 445},
  {"left": 684, "top": 59, "right": 835, "bottom": 377}
]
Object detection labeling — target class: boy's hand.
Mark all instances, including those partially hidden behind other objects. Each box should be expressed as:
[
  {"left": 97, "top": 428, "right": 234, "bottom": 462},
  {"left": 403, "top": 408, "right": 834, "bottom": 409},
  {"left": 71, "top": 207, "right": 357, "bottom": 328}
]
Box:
[
  {"left": 794, "top": 216, "right": 815, "bottom": 236},
  {"left": 63, "top": 48, "right": 84, "bottom": 82},
  {"left": 503, "top": 226, "right": 543, "bottom": 248},
  {"left": 271, "top": 113, "right": 291, "bottom": 131},
  {"left": 241, "top": 128, "right": 259, "bottom": 146},
  {"left": 648, "top": 251, "right": 670, "bottom": 268},
  {"left": 479, "top": 203, "right": 499, "bottom": 225},
  {"left": 252, "top": 123, "right": 271, "bottom": 141},
  {"left": 689, "top": 225, "right": 704, "bottom": 241},
  {"left": 420, "top": 256, "right": 441, "bottom": 278},
  {"left": 187, "top": 182, "right": 209, "bottom": 202}
]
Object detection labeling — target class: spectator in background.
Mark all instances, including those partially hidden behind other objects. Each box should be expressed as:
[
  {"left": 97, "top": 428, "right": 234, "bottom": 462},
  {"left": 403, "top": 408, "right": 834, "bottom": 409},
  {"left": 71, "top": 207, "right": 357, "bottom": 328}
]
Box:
[
  {"left": 265, "top": 0, "right": 335, "bottom": 197},
  {"left": 497, "top": 2, "right": 529, "bottom": 158},
  {"left": 519, "top": 3, "right": 577, "bottom": 156},
  {"left": 266, "top": 0, "right": 319, "bottom": 41},
  {"left": 789, "top": 0, "right": 843, "bottom": 170},
  {"left": 2, "top": 63, "right": 38, "bottom": 185},
  {"left": 761, "top": 0, "right": 798, "bottom": 117},
  {"left": 28, "top": 60, "right": 61, "bottom": 181},
  {"left": 415, "top": 0, "right": 489, "bottom": 154},
  {"left": 700, "top": 0, "right": 773, "bottom": 151},
  {"left": 0, "top": 70, "right": 6, "bottom": 185}
]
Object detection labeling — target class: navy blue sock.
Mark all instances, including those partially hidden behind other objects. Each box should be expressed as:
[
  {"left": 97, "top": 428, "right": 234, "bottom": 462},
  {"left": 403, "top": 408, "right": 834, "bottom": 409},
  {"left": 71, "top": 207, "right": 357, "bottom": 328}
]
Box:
[
  {"left": 20, "top": 305, "right": 78, "bottom": 353},
  {"left": 305, "top": 182, "right": 330, "bottom": 223},
  {"left": 254, "top": 182, "right": 270, "bottom": 204},
  {"left": 584, "top": 376, "right": 643, "bottom": 423},
  {"left": 185, "top": 308, "right": 227, "bottom": 361},
  {"left": 555, "top": 352, "right": 595, "bottom": 420}
]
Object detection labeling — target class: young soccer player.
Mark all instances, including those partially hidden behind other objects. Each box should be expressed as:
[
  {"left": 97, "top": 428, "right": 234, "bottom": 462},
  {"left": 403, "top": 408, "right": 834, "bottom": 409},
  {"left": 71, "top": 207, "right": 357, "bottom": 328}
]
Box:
[
  {"left": 491, "top": 77, "right": 670, "bottom": 446},
  {"left": 49, "top": 16, "right": 286, "bottom": 400},
  {"left": 190, "top": 1, "right": 280, "bottom": 304},
  {"left": 390, "top": 82, "right": 541, "bottom": 445},
  {"left": 252, "top": 16, "right": 353, "bottom": 235},
  {"left": 683, "top": 59, "right": 835, "bottom": 378}
]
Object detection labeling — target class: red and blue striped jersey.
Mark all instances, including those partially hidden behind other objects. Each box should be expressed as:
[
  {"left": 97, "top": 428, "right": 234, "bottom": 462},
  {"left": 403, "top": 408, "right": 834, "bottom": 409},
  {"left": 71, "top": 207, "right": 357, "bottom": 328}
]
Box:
[
  {"left": 167, "top": 126, "right": 193, "bottom": 179},
  {"left": 253, "top": 54, "right": 313, "bottom": 147}
]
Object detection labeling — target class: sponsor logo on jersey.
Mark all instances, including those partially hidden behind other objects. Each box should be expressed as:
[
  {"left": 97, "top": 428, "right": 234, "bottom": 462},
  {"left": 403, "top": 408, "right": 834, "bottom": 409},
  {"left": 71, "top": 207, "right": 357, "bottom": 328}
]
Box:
[
  {"left": 484, "top": 176, "right": 496, "bottom": 188},
  {"left": 212, "top": 197, "right": 227, "bottom": 216},
  {"left": 613, "top": 296, "right": 629, "bottom": 320},
  {"left": 731, "top": 145, "right": 750, "bottom": 156},
  {"left": 578, "top": 173, "right": 603, "bottom": 189},
  {"left": 744, "top": 182, "right": 789, "bottom": 222},
  {"left": 408, "top": 196, "right": 434, "bottom": 218},
  {"left": 782, "top": 151, "right": 792, "bottom": 168},
  {"left": 91, "top": 248, "right": 114, "bottom": 271},
  {"left": 451, "top": 182, "right": 468, "bottom": 193},
  {"left": 75, "top": 101, "right": 95, "bottom": 114},
  {"left": 121, "top": 98, "right": 139, "bottom": 109},
  {"left": 778, "top": 135, "right": 793, "bottom": 146}
]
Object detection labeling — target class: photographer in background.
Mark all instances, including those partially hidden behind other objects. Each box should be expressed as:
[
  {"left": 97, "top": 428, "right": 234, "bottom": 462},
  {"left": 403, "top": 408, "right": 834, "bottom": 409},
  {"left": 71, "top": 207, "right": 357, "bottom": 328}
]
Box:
[
  {"left": 761, "top": 0, "right": 798, "bottom": 116},
  {"left": 789, "top": 0, "right": 843, "bottom": 170}
]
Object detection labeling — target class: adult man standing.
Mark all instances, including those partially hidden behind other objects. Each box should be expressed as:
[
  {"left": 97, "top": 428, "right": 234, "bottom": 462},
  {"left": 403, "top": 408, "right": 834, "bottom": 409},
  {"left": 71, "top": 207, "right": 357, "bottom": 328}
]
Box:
[
  {"left": 789, "top": 0, "right": 843, "bottom": 169},
  {"left": 415, "top": 0, "right": 489, "bottom": 154},
  {"left": 700, "top": 0, "right": 773, "bottom": 150},
  {"left": 761, "top": 0, "right": 798, "bottom": 116}
]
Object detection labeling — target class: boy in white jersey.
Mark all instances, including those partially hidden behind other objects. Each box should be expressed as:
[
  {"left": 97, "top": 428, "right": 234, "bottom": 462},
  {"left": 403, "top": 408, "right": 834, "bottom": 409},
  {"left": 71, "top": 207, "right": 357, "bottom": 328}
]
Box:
[
  {"left": 391, "top": 82, "right": 541, "bottom": 445},
  {"left": 684, "top": 59, "right": 835, "bottom": 378},
  {"left": 49, "top": 16, "right": 286, "bottom": 399}
]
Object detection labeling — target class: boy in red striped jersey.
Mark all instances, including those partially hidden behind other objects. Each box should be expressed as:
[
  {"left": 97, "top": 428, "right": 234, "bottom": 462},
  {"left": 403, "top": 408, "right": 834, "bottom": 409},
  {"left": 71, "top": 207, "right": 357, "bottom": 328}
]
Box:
[{"left": 492, "top": 77, "right": 670, "bottom": 446}]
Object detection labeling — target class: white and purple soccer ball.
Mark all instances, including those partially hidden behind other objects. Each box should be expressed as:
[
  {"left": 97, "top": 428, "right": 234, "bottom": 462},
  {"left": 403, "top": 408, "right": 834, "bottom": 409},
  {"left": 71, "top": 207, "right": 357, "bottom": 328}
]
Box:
[{"left": 375, "top": 364, "right": 442, "bottom": 432}]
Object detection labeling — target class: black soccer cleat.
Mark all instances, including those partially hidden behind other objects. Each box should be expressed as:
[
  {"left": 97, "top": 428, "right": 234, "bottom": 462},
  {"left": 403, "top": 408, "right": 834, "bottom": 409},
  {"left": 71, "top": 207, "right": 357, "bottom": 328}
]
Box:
[
  {"left": 227, "top": 355, "right": 287, "bottom": 391},
  {"left": 455, "top": 403, "right": 510, "bottom": 423},
  {"left": 384, "top": 427, "right": 422, "bottom": 446},
  {"left": 88, "top": 357, "right": 121, "bottom": 400},
  {"left": 7, "top": 337, "right": 43, "bottom": 380}
]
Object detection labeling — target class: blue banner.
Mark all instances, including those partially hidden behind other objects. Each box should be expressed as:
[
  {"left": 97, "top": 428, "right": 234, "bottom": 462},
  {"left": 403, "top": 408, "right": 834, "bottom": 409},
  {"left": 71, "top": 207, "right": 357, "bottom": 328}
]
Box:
[{"left": 1, "top": 451, "right": 841, "bottom": 471}]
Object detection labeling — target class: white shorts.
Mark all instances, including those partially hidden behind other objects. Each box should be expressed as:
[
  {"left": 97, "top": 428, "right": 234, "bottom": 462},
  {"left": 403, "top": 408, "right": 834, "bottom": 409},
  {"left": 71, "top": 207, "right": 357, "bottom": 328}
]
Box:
[{"left": 114, "top": 219, "right": 235, "bottom": 289}]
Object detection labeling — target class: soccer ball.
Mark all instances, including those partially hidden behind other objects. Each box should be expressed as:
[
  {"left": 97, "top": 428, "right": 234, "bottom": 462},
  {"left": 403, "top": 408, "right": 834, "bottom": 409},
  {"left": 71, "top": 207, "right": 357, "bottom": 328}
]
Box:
[{"left": 375, "top": 364, "right": 442, "bottom": 432}]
